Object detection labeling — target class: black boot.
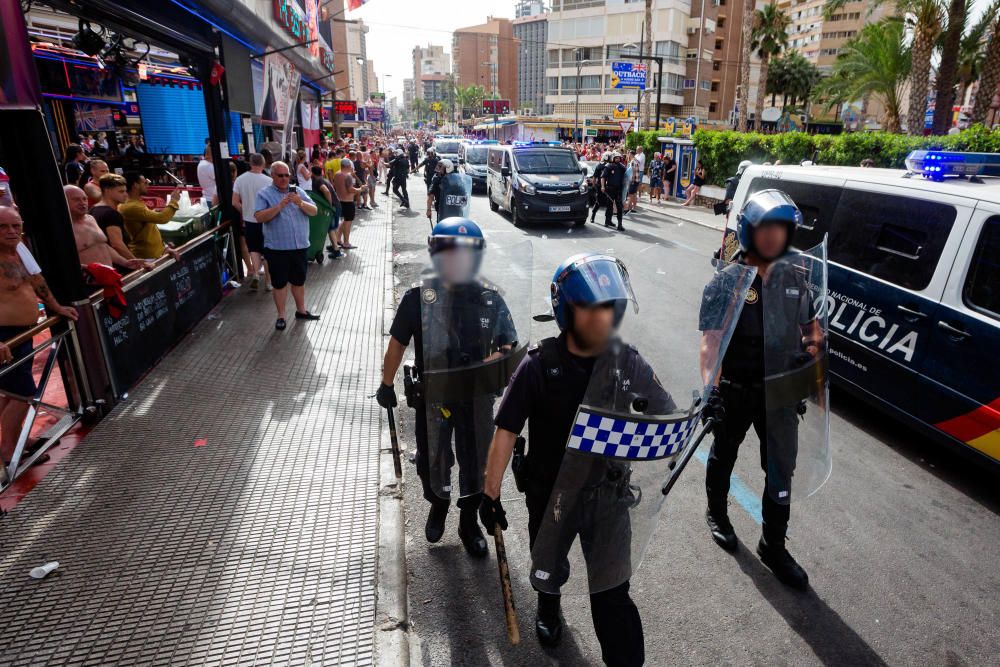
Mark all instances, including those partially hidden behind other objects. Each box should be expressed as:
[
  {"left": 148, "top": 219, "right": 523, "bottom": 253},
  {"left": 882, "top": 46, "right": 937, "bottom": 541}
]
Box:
[
  {"left": 706, "top": 504, "right": 737, "bottom": 552},
  {"left": 425, "top": 503, "right": 448, "bottom": 543},
  {"left": 535, "top": 593, "right": 563, "bottom": 647},
  {"left": 757, "top": 536, "right": 809, "bottom": 590},
  {"left": 458, "top": 507, "right": 488, "bottom": 557}
]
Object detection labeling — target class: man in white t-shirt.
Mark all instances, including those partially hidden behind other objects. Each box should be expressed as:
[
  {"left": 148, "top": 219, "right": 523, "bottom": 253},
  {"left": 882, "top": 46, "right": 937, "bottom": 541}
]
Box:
[
  {"left": 232, "top": 153, "right": 273, "bottom": 291},
  {"left": 197, "top": 146, "right": 217, "bottom": 206}
]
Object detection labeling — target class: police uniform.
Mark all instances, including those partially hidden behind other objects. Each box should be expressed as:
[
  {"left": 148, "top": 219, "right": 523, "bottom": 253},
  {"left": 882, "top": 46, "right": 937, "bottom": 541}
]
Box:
[
  {"left": 701, "top": 253, "right": 814, "bottom": 547},
  {"left": 390, "top": 279, "right": 516, "bottom": 510},
  {"left": 601, "top": 162, "right": 627, "bottom": 227},
  {"left": 495, "top": 333, "right": 661, "bottom": 667}
]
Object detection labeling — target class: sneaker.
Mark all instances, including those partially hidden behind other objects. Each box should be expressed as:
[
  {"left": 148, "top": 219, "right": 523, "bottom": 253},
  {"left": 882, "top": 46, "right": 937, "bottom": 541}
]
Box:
[
  {"left": 757, "top": 537, "right": 809, "bottom": 590},
  {"left": 249, "top": 276, "right": 259, "bottom": 291},
  {"left": 265, "top": 283, "right": 273, "bottom": 292},
  {"left": 275, "top": 318, "right": 287, "bottom": 331}
]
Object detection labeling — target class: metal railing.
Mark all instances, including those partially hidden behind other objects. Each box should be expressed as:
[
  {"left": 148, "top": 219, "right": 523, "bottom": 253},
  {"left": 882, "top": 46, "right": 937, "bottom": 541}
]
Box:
[{"left": 0, "top": 316, "right": 92, "bottom": 488}]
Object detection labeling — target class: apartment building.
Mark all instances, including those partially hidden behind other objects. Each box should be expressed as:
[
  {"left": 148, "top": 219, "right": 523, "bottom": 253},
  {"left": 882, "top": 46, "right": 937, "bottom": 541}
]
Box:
[
  {"left": 412, "top": 44, "right": 451, "bottom": 101},
  {"left": 543, "top": 0, "right": 721, "bottom": 128},
  {"left": 402, "top": 77, "right": 415, "bottom": 112},
  {"left": 453, "top": 17, "right": 519, "bottom": 109},
  {"left": 513, "top": 12, "right": 550, "bottom": 115}
]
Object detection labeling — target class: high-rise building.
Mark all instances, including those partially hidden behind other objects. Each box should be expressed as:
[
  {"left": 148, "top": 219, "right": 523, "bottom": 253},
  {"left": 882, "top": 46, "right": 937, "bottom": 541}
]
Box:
[
  {"left": 515, "top": 0, "right": 546, "bottom": 18},
  {"left": 412, "top": 44, "right": 451, "bottom": 101},
  {"left": 402, "top": 78, "right": 415, "bottom": 112},
  {"left": 683, "top": 0, "right": 762, "bottom": 126},
  {"left": 345, "top": 19, "right": 371, "bottom": 103},
  {"left": 544, "top": 1, "right": 699, "bottom": 129},
  {"left": 513, "top": 13, "right": 549, "bottom": 115},
  {"left": 453, "top": 17, "right": 519, "bottom": 110}
]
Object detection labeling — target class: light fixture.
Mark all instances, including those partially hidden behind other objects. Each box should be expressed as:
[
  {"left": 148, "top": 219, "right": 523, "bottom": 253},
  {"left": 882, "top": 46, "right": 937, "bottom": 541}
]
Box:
[{"left": 72, "top": 19, "right": 107, "bottom": 57}]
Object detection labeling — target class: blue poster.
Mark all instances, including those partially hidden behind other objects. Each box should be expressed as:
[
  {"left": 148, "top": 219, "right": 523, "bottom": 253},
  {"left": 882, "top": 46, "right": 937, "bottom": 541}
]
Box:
[{"left": 610, "top": 62, "right": 647, "bottom": 90}]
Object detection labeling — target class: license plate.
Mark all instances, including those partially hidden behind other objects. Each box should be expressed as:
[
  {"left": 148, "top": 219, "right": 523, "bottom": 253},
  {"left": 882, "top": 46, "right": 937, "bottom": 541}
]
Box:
[{"left": 549, "top": 206, "right": 571, "bottom": 213}]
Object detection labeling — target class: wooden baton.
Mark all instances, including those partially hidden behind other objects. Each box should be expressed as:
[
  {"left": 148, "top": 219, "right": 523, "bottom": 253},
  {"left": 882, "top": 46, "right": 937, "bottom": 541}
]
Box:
[{"left": 493, "top": 525, "right": 520, "bottom": 645}]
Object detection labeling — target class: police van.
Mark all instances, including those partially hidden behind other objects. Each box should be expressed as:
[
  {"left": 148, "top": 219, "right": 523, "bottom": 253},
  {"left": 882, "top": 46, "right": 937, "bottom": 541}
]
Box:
[
  {"left": 432, "top": 136, "right": 463, "bottom": 164},
  {"left": 486, "top": 142, "right": 589, "bottom": 227},
  {"left": 458, "top": 139, "right": 497, "bottom": 192},
  {"left": 722, "top": 151, "right": 1000, "bottom": 465}
]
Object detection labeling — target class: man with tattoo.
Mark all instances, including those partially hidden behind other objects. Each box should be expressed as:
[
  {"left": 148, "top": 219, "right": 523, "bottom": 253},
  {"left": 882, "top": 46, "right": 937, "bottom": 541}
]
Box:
[
  {"left": 64, "top": 186, "right": 149, "bottom": 273},
  {"left": 0, "top": 206, "right": 78, "bottom": 481}
]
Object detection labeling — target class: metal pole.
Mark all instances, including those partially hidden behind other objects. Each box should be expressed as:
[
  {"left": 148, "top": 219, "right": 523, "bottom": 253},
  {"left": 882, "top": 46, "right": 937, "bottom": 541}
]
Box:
[
  {"left": 575, "top": 54, "right": 582, "bottom": 143},
  {"left": 655, "top": 56, "right": 663, "bottom": 131},
  {"left": 636, "top": 26, "right": 644, "bottom": 132}
]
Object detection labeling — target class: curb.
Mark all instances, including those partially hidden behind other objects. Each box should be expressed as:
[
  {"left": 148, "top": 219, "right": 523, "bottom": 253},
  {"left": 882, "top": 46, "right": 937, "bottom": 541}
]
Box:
[
  {"left": 375, "top": 197, "right": 410, "bottom": 667},
  {"left": 644, "top": 205, "right": 726, "bottom": 233}
]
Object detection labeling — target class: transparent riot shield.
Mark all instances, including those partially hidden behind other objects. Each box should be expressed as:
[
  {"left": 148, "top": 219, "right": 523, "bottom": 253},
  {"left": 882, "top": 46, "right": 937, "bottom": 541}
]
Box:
[
  {"left": 528, "top": 254, "right": 756, "bottom": 595},
  {"left": 762, "top": 240, "right": 831, "bottom": 504},
  {"left": 421, "top": 240, "right": 532, "bottom": 500},
  {"left": 438, "top": 172, "right": 473, "bottom": 220}
]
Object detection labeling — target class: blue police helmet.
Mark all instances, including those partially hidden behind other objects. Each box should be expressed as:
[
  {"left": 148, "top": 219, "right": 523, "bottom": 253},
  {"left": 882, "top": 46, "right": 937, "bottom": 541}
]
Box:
[
  {"left": 428, "top": 217, "right": 485, "bottom": 255},
  {"left": 736, "top": 189, "right": 803, "bottom": 255},
  {"left": 550, "top": 253, "right": 638, "bottom": 331}
]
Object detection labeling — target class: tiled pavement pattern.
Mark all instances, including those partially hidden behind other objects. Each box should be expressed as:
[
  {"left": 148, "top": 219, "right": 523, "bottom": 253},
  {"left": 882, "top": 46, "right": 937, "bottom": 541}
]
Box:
[{"left": 0, "top": 196, "right": 392, "bottom": 666}]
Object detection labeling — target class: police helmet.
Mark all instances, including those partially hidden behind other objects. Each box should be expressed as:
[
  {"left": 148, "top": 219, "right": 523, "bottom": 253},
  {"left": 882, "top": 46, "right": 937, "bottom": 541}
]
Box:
[
  {"left": 439, "top": 158, "right": 455, "bottom": 174},
  {"left": 429, "top": 217, "right": 485, "bottom": 283},
  {"left": 737, "top": 160, "right": 753, "bottom": 175},
  {"left": 736, "top": 189, "right": 803, "bottom": 258},
  {"left": 427, "top": 147, "right": 436, "bottom": 155},
  {"left": 601, "top": 151, "right": 611, "bottom": 162},
  {"left": 550, "top": 253, "right": 637, "bottom": 332},
  {"left": 611, "top": 152, "right": 623, "bottom": 161},
  {"left": 395, "top": 148, "right": 404, "bottom": 157}
]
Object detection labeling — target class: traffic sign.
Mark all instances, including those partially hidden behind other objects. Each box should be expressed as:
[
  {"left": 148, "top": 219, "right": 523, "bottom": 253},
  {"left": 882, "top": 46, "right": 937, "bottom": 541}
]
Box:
[
  {"left": 619, "top": 120, "right": 633, "bottom": 133},
  {"left": 586, "top": 129, "right": 598, "bottom": 136}
]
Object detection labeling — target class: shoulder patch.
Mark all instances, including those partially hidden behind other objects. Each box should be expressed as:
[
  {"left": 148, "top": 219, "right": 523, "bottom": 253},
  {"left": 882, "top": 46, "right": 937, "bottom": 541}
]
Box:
[{"left": 422, "top": 288, "right": 438, "bottom": 304}]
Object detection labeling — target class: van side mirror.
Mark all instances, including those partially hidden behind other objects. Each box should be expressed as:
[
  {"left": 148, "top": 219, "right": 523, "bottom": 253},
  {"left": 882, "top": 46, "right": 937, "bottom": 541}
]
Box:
[{"left": 501, "top": 166, "right": 511, "bottom": 177}]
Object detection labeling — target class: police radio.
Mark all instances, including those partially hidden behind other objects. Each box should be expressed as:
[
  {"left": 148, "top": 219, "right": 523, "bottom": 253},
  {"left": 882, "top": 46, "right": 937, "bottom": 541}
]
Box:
[{"left": 403, "top": 364, "right": 422, "bottom": 408}]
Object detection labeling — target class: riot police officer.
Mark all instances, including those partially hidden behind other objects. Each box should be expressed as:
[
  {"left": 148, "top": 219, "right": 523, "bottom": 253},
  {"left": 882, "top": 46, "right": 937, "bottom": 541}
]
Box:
[
  {"left": 701, "top": 189, "right": 818, "bottom": 590},
  {"left": 589, "top": 152, "right": 611, "bottom": 224},
  {"left": 478, "top": 254, "right": 663, "bottom": 665},
  {"left": 415, "top": 147, "right": 439, "bottom": 189},
  {"left": 601, "top": 153, "right": 627, "bottom": 231},
  {"left": 377, "top": 218, "right": 517, "bottom": 557}
]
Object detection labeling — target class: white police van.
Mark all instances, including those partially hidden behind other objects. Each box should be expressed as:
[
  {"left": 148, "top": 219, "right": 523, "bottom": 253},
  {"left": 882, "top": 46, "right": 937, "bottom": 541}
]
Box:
[
  {"left": 458, "top": 139, "right": 497, "bottom": 192},
  {"left": 486, "top": 141, "right": 590, "bottom": 228},
  {"left": 722, "top": 151, "right": 1000, "bottom": 465}
]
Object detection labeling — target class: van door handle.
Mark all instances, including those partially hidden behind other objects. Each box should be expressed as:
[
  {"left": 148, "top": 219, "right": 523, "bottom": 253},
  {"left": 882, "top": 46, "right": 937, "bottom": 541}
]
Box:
[
  {"left": 937, "top": 321, "right": 970, "bottom": 338},
  {"left": 896, "top": 304, "right": 927, "bottom": 319}
]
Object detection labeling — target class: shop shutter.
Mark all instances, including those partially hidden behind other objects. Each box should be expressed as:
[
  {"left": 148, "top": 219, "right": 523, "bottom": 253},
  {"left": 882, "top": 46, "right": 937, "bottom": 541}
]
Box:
[{"left": 135, "top": 82, "right": 209, "bottom": 155}]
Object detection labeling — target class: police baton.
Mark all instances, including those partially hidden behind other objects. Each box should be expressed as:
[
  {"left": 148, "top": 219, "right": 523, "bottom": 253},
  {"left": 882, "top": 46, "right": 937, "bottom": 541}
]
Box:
[
  {"left": 492, "top": 525, "right": 520, "bottom": 645},
  {"left": 386, "top": 406, "right": 403, "bottom": 480},
  {"left": 661, "top": 417, "right": 715, "bottom": 497}
]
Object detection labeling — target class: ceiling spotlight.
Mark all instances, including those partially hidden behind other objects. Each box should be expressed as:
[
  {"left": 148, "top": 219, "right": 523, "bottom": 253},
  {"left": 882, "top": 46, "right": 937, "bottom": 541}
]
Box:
[{"left": 72, "top": 19, "right": 106, "bottom": 57}]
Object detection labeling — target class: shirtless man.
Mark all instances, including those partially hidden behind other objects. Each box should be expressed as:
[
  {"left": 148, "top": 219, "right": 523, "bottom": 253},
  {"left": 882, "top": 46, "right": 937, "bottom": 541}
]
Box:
[
  {"left": 83, "top": 159, "right": 109, "bottom": 206},
  {"left": 0, "top": 206, "right": 78, "bottom": 479},
  {"left": 64, "top": 186, "right": 148, "bottom": 272},
  {"left": 332, "top": 158, "right": 367, "bottom": 250}
]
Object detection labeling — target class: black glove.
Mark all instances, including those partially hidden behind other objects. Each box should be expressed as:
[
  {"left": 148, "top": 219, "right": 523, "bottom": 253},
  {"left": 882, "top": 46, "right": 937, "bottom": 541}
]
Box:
[
  {"left": 701, "top": 386, "right": 725, "bottom": 425},
  {"left": 376, "top": 382, "right": 397, "bottom": 409},
  {"left": 479, "top": 494, "right": 508, "bottom": 533}
]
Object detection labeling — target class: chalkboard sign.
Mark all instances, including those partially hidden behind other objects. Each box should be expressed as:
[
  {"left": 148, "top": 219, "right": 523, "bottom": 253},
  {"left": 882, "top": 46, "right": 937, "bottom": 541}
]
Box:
[{"left": 97, "top": 235, "right": 223, "bottom": 395}]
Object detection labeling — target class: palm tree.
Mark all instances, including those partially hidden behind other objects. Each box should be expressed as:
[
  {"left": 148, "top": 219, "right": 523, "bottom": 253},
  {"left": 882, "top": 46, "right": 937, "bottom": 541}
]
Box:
[
  {"left": 957, "top": 0, "right": 1000, "bottom": 105},
  {"left": 931, "top": 0, "right": 968, "bottom": 134},
  {"left": 737, "top": 0, "right": 756, "bottom": 131},
  {"left": 775, "top": 51, "right": 821, "bottom": 107},
  {"left": 815, "top": 20, "right": 912, "bottom": 132},
  {"left": 454, "top": 84, "right": 487, "bottom": 119},
  {"left": 970, "top": 4, "right": 1000, "bottom": 124},
  {"left": 751, "top": 3, "right": 791, "bottom": 126}
]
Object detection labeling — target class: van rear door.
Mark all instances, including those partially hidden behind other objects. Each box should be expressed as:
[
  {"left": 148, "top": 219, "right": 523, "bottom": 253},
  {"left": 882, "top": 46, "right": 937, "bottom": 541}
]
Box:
[{"left": 921, "top": 203, "right": 1000, "bottom": 462}]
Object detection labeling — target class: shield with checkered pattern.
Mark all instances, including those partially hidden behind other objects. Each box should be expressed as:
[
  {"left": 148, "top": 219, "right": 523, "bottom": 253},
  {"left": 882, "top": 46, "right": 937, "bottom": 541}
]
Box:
[{"left": 526, "top": 255, "right": 756, "bottom": 595}]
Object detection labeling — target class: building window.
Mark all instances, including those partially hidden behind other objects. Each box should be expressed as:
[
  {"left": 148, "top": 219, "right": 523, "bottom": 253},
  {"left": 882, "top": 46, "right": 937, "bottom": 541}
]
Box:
[
  {"left": 715, "top": 39, "right": 723, "bottom": 50},
  {"left": 710, "top": 81, "right": 719, "bottom": 92},
  {"left": 701, "top": 80, "right": 711, "bottom": 91},
  {"left": 716, "top": 17, "right": 725, "bottom": 29},
  {"left": 547, "top": 76, "right": 560, "bottom": 93},
  {"left": 709, "top": 102, "right": 718, "bottom": 113},
  {"left": 712, "top": 60, "right": 721, "bottom": 71},
  {"left": 683, "top": 79, "right": 696, "bottom": 89}
]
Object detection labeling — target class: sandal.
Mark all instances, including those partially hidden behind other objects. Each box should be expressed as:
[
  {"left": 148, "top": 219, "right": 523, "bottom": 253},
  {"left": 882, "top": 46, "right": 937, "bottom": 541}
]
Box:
[{"left": 275, "top": 318, "right": 287, "bottom": 331}]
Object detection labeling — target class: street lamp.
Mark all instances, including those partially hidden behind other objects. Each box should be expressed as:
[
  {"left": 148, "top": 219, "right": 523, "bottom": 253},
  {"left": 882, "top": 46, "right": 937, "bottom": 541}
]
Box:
[
  {"left": 574, "top": 52, "right": 592, "bottom": 144},
  {"left": 381, "top": 73, "right": 392, "bottom": 130}
]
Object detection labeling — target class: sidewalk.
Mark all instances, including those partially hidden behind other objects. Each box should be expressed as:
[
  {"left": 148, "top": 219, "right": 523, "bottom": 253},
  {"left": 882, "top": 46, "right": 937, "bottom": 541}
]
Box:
[
  {"left": 634, "top": 198, "right": 726, "bottom": 232},
  {"left": 0, "top": 193, "right": 394, "bottom": 665}
]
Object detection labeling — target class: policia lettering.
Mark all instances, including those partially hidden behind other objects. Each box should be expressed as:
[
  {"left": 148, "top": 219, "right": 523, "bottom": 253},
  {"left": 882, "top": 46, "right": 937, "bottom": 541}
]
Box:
[
  {"left": 377, "top": 217, "right": 529, "bottom": 559},
  {"left": 703, "top": 189, "right": 831, "bottom": 591}
]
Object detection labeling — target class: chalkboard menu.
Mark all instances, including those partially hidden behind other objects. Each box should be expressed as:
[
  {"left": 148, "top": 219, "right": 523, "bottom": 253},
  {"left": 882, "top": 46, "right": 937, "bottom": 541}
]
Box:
[{"left": 97, "top": 235, "right": 223, "bottom": 395}]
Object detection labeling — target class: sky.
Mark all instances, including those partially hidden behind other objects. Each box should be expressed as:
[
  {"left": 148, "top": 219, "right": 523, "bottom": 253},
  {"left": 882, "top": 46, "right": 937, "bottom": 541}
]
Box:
[{"left": 349, "top": 0, "right": 515, "bottom": 102}]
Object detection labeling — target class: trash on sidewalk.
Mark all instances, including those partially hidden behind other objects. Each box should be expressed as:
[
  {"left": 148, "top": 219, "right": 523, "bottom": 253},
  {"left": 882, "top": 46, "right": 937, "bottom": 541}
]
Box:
[{"left": 29, "top": 562, "right": 59, "bottom": 579}]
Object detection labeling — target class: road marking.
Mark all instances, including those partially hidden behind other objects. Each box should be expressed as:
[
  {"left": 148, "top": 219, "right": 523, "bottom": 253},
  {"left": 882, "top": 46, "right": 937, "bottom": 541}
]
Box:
[
  {"left": 694, "top": 448, "right": 764, "bottom": 525},
  {"left": 639, "top": 243, "right": 659, "bottom": 254}
]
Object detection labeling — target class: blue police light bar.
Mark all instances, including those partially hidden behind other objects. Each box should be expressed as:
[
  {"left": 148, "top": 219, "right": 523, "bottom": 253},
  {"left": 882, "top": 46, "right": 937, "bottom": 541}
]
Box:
[
  {"left": 512, "top": 141, "right": 564, "bottom": 148},
  {"left": 466, "top": 139, "right": 499, "bottom": 144},
  {"left": 905, "top": 150, "right": 1000, "bottom": 181}
]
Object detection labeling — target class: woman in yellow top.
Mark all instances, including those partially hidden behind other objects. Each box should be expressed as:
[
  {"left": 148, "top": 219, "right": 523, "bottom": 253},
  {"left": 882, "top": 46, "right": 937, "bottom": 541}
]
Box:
[{"left": 119, "top": 172, "right": 180, "bottom": 259}]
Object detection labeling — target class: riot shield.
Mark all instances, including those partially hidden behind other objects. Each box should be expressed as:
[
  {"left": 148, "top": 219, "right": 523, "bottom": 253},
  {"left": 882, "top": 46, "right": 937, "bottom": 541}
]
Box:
[
  {"left": 528, "top": 254, "right": 756, "bottom": 595},
  {"left": 421, "top": 239, "right": 532, "bottom": 500},
  {"left": 438, "top": 172, "right": 473, "bottom": 220},
  {"left": 762, "top": 241, "right": 831, "bottom": 504}
]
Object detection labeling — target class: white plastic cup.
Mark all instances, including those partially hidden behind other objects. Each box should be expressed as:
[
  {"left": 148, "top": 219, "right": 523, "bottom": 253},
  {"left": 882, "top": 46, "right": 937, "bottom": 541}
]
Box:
[{"left": 29, "top": 561, "right": 59, "bottom": 579}]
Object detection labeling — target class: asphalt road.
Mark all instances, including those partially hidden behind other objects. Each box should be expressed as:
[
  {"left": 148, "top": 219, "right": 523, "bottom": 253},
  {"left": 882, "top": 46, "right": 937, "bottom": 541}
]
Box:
[{"left": 387, "top": 173, "right": 1000, "bottom": 666}]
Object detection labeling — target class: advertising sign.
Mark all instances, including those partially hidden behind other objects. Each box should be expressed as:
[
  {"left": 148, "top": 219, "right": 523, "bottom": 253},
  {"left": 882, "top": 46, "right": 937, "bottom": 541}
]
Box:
[
  {"left": 257, "top": 51, "right": 300, "bottom": 128},
  {"left": 612, "top": 104, "right": 637, "bottom": 119},
  {"left": 663, "top": 116, "right": 697, "bottom": 137},
  {"left": 482, "top": 99, "right": 510, "bottom": 115},
  {"left": 610, "top": 62, "right": 647, "bottom": 90},
  {"left": 301, "top": 96, "right": 321, "bottom": 148},
  {"left": 365, "top": 106, "right": 384, "bottom": 122},
  {"left": 334, "top": 99, "right": 357, "bottom": 115}
]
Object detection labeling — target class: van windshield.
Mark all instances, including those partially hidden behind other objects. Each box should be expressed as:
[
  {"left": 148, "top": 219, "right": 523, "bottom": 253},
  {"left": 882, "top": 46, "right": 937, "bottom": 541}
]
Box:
[
  {"left": 435, "top": 141, "right": 461, "bottom": 154},
  {"left": 512, "top": 150, "right": 580, "bottom": 175},
  {"left": 465, "top": 147, "right": 489, "bottom": 164}
]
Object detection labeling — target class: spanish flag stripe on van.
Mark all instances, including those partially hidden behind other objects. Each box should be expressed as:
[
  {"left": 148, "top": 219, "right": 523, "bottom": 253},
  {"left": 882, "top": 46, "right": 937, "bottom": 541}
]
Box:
[{"left": 933, "top": 398, "right": 1000, "bottom": 460}]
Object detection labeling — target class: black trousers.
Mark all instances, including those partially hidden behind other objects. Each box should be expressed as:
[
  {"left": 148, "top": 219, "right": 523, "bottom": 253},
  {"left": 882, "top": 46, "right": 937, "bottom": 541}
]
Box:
[
  {"left": 384, "top": 174, "right": 393, "bottom": 196},
  {"left": 392, "top": 174, "right": 410, "bottom": 207},
  {"left": 591, "top": 190, "right": 609, "bottom": 219},
  {"left": 604, "top": 189, "right": 624, "bottom": 226},
  {"left": 526, "top": 481, "right": 645, "bottom": 667},
  {"left": 705, "top": 380, "right": 791, "bottom": 543},
  {"left": 413, "top": 402, "right": 485, "bottom": 511}
]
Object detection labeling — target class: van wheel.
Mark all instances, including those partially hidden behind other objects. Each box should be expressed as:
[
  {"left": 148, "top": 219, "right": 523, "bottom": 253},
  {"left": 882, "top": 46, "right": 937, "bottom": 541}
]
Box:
[
  {"left": 510, "top": 200, "right": 525, "bottom": 228},
  {"left": 573, "top": 217, "right": 587, "bottom": 227},
  {"left": 489, "top": 189, "right": 499, "bottom": 211}
]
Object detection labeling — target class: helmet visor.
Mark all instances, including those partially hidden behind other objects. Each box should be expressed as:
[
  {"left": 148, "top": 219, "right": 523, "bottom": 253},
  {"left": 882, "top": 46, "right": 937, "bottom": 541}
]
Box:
[{"left": 556, "top": 255, "right": 638, "bottom": 313}]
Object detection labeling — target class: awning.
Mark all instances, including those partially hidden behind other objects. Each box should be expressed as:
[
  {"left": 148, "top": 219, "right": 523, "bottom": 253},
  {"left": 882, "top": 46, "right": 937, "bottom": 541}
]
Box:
[{"left": 473, "top": 119, "right": 516, "bottom": 130}]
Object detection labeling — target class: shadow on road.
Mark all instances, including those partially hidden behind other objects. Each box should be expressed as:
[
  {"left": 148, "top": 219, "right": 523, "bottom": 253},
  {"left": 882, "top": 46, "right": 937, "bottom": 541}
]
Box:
[{"left": 731, "top": 540, "right": 889, "bottom": 667}]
